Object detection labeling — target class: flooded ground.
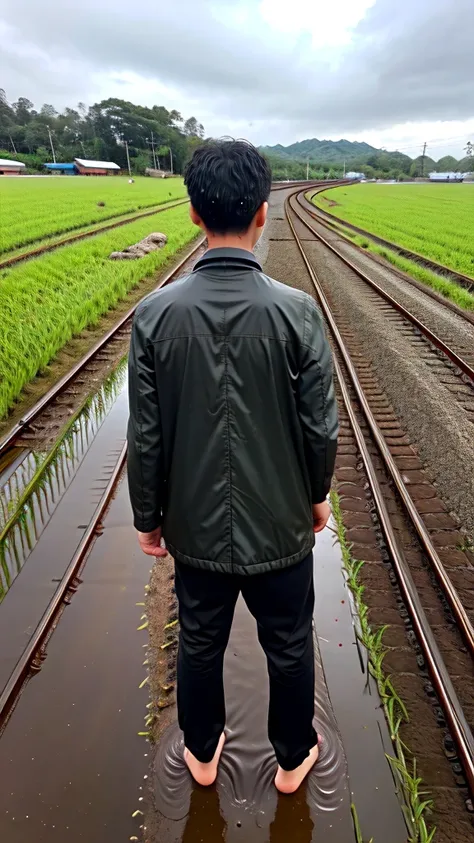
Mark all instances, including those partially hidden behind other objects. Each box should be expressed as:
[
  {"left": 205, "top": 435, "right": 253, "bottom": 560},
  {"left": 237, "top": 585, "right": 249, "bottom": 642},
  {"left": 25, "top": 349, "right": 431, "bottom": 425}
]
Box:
[
  {"left": 0, "top": 361, "right": 127, "bottom": 599},
  {"left": 149, "top": 529, "right": 407, "bottom": 843},
  {"left": 0, "top": 365, "right": 129, "bottom": 696},
  {"left": 0, "top": 478, "right": 149, "bottom": 842}
]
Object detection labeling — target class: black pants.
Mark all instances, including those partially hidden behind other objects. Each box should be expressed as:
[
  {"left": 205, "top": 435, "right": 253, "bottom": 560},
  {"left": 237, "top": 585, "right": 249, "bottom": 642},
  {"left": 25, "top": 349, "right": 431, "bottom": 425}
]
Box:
[{"left": 175, "top": 553, "right": 317, "bottom": 771}]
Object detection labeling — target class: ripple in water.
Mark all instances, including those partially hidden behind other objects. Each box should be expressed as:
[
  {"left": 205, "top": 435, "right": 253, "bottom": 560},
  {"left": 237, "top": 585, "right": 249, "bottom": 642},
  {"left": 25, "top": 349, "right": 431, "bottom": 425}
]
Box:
[{"left": 153, "top": 596, "right": 351, "bottom": 839}]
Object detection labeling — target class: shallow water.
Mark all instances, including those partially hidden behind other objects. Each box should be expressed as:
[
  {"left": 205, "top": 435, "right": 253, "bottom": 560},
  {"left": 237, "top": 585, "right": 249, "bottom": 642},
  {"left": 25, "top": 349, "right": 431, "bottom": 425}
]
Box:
[{"left": 152, "top": 530, "right": 407, "bottom": 842}]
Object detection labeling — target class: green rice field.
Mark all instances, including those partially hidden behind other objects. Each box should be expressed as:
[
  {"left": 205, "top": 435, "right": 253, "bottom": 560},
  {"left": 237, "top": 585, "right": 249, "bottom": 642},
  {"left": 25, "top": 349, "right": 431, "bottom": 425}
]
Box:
[
  {"left": 0, "top": 201, "right": 198, "bottom": 418},
  {"left": 0, "top": 175, "right": 186, "bottom": 254},
  {"left": 313, "top": 183, "right": 474, "bottom": 277}
]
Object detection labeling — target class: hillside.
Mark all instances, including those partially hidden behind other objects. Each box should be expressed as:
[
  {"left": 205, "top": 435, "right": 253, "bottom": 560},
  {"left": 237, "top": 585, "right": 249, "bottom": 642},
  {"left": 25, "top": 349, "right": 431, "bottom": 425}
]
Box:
[
  {"left": 261, "top": 137, "right": 473, "bottom": 181},
  {"left": 262, "top": 138, "right": 377, "bottom": 163}
]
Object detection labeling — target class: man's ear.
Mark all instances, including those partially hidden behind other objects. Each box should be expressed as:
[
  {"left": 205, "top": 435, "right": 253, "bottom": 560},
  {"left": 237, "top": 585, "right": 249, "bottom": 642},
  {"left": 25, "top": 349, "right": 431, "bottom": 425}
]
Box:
[
  {"left": 189, "top": 204, "right": 203, "bottom": 228},
  {"left": 255, "top": 201, "right": 268, "bottom": 229}
]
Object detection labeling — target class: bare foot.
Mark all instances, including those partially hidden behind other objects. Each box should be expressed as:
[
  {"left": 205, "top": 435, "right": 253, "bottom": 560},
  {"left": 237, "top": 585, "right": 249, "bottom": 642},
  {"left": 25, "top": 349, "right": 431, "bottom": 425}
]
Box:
[
  {"left": 274, "top": 743, "right": 320, "bottom": 794},
  {"left": 184, "top": 733, "right": 226, "bottom": 787}
]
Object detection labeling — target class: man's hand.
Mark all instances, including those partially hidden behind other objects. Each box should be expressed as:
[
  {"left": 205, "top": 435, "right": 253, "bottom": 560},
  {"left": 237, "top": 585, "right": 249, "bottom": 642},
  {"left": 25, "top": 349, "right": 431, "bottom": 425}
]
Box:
[
  {"left": 312, "top": 501, "right": 331, "bottom": 533},
  {"left": 137, "top": 527, "right": 168, "bottom": 557}
]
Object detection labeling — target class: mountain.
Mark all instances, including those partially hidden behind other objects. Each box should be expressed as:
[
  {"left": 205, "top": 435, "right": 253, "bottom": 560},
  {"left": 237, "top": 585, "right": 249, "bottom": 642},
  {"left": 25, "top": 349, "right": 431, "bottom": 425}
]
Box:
[
  {"left": 261, "top": 138, "right": 379, "bottom": 163},
  {"left": 436, "top": 155, "right": 459, "bottom": 170}
]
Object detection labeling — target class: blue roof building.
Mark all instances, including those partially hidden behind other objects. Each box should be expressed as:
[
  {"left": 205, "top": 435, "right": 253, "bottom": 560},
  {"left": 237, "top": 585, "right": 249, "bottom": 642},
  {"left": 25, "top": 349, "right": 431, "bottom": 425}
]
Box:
[{"left": 44, "top": 163, "right": 77, "bottom": 174}]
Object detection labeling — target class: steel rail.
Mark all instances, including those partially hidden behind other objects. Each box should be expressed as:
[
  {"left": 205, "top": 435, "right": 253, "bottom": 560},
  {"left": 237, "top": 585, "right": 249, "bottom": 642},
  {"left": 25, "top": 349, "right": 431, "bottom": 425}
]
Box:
[
  {"left": 290, "top": 193, "right": 474, "bottom": 384},
  {"left": 0, "top": 198, "right": 190, "bottom": 271},
  {"left": 0, "top": 236, "right": 206, "bottom": 460},
  {"left": 285, "top": 194, "right": 474, "bottom": 795},
  {"left": 0, "top": 442, "right": 128, "bottom": 728},
  {"left": 286, "top": 193, "right": 474, "bottom": 654}
]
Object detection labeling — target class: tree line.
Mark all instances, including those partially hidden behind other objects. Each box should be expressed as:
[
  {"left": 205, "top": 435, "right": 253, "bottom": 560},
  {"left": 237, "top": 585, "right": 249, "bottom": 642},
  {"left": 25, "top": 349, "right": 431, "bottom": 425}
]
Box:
[
  {"left": 265, "top": 145, "right": 473, "bottom": 182},
  {"left": 1, "top": 88, "right": 472, "bottom": 180},
  {"left": 0, "top": 89, "right": 206, "bottom": 173}
]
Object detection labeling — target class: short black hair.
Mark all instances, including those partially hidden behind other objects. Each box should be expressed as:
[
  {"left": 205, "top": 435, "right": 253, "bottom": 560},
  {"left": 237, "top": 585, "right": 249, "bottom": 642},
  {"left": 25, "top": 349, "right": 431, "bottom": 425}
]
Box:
[{"left": 184, "top": 139, "right": 272, "bottom": 234}]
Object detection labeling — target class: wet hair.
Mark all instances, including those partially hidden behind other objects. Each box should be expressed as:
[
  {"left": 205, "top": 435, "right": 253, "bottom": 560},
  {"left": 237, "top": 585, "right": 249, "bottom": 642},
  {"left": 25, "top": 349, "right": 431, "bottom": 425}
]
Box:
[{"left": 184, "top": 139, "right": 272, "bottom": 234}]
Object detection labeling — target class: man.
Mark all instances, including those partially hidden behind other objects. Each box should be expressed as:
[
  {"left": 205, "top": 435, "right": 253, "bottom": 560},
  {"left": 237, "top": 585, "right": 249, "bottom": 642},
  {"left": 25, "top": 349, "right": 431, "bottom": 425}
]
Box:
[{"left": 127, "top": 140, "right": 338, "bottom": 795}]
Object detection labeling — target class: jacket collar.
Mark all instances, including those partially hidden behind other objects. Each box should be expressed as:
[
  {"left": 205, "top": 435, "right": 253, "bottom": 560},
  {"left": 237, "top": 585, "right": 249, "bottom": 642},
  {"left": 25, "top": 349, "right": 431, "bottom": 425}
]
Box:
[{"left": 193, "top": 247, "right": 262, "bottom": 272}]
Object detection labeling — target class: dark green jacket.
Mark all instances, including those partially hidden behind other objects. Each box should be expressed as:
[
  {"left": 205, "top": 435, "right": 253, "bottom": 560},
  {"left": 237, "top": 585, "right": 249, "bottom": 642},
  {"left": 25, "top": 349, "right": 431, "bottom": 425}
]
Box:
[{"left": 127, "top": 247, "right": 338, "bottom": 575}]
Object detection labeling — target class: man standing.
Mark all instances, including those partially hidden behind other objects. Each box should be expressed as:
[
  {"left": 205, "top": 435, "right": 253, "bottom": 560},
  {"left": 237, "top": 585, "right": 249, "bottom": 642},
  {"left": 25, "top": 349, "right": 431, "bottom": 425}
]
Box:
[{"left": 127, "top": 140, "right": 338, "bottom": 794}]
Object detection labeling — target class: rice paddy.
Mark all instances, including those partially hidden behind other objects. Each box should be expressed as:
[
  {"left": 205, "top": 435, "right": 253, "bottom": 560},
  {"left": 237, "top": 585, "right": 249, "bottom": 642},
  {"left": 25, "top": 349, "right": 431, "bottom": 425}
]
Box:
[
  {"left": 312, "top": 183, "right": 474, "bottom": 278},
  {"left": 1, "top": 175, "right": 187, "bottom": 254},
  {"left": 0, "top": 201, "right": 198, "bottom": 418}
]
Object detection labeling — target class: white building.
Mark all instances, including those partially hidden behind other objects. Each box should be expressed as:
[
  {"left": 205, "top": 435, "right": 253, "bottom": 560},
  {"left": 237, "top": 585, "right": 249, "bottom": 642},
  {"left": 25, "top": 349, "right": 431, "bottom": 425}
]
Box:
[
  {"left": 429, "top": 171, "right": 464, "bottom": 182},
  {"left": 0, "top": 158, "right": 26, "bottom": 175},
  {"left": 346, "top": 171, "right": 365, "bottom": 180}
]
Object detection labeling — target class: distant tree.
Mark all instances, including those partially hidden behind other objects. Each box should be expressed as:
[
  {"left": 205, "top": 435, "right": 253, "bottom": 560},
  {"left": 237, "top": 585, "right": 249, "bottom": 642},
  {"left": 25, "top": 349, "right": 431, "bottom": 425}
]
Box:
[
  {"left": 0, "top": 88, "right": 16, "bottom": 133},
  {"left": 183, "top": 117, "right": 204, "bottom": 138},
  {"left": 13, "top": 97, "right": 34, "bottom": 124},
  {"left": 465, "top": 141, "right": 473, "bottom": 157},
  {"left": 40, "top": 103, "right": 58, "bottom": 119}
]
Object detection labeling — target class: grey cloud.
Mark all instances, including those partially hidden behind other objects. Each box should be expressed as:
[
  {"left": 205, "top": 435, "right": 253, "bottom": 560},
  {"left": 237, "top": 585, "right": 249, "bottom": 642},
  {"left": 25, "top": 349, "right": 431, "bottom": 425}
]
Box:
[{"left": 1, "top": 0, "right": 473, "bottom": 138}]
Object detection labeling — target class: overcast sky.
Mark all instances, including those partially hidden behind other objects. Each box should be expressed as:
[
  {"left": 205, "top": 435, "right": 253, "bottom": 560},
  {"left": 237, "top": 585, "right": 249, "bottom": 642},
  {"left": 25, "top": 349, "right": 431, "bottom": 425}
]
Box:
[{"left": 1, "top": 0, "right": 473, "bottom": 158}]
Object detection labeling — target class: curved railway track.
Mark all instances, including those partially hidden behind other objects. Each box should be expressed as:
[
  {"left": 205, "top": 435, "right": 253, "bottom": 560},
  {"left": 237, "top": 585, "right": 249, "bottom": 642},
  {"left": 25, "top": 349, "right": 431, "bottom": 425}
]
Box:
[
  {"left": 307, "top": 188, "right": 474, "bottom": 295},
  {"left": 285, "top": 188, "right": 474, "bottom": 798},
  {"left": 290, "top": 192, "right": 474, "bottom": 381}
]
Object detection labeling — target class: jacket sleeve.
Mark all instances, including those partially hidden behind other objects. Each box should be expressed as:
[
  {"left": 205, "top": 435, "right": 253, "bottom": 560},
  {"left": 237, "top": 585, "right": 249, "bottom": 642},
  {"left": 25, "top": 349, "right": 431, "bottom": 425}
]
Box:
[
  {"left": 127, "top": 310, "right": 163, "bottom": 532},
  {"left": 298, "top": 296, "right": 338, "bottom": 504}
]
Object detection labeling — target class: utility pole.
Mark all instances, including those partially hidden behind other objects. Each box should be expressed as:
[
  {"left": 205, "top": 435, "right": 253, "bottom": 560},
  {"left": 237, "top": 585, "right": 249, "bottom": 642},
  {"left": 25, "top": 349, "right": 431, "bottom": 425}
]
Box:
[
  {"left": 46, "top": 124, "right": 56, "bottom": 163},
  {"left": 169, "top": 146, "right": 173, "bottom": 175},
  {"left": 306, "top": 157, "right": 309, "bottom": 180},
  {"left": 343, "top": 159, "right": 346, "bottom": 178},
  {"left": 9, "top": 134, "right": 17, "bottom": 155},
  {"left": 146, "top": 133, "right": 158, "bottom": 169},
  {"left": 421, "top": 141, "right": 427, "bottom": 178},
  {"left": 124, "top": 139, "right": 132, "bottom": 177}
]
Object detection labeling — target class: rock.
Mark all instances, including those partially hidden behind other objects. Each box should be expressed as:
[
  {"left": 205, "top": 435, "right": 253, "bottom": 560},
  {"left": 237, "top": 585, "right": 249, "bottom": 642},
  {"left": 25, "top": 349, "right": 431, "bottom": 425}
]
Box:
[{"left": 109, "top": 232, "right": 168, "bottom": 260}]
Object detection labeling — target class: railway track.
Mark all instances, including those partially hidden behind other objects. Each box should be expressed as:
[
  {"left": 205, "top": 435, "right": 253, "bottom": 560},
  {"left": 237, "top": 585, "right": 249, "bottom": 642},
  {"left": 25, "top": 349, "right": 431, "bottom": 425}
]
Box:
[
  {"left": 307, "top": 188, "right": 474, "bottom": 295},
  {"left": 291, "top": 192, "right": 474, "bottom": 409},
  {"left": 1, "top": 179, "right": 473, "bottom": 838},
  {"left": 285, "top": 189, "right": 474, "bottom": 801}
]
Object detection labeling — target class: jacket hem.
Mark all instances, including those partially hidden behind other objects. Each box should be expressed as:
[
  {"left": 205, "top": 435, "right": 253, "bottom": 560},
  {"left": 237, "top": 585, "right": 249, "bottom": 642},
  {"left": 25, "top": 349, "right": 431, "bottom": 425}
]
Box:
[{"left": 166, "top": 540, "right": 315, "bottom": 576}]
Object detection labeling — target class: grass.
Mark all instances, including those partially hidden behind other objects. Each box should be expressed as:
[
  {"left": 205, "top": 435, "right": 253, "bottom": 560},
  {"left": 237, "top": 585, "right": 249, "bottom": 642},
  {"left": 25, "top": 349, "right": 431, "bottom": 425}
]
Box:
[
  {"left": 330, "top": 489, "right": 436, "bottom": 843},
  {"left": 312, "top": 183, "right": 474, "bottom": 278},
  {"left": 0, "top": 175, "right": 187, "bottom": 254},
  {"left": 0, "top": 202, "right": 199, "bottom": 419},
  {"left": 307, "top": 199, "right": 474, "bottom": 311}
]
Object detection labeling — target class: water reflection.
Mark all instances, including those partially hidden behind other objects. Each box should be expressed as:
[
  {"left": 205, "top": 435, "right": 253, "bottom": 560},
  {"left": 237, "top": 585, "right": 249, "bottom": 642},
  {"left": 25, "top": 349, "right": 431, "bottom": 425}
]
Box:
[
  {"left": 182, "top": 787, "right": 227, "bottom": 843},
  {"left": 0, "top": 359, "right": 127, "bottom": 600},
  {"left": 269, "top": 787, "right": 313, "bottom": 843}
]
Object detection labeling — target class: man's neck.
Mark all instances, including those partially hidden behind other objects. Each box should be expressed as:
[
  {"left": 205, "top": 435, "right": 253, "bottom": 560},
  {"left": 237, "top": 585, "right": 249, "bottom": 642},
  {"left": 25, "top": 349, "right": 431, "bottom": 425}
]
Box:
[{"left": 205, "top": 232, "right": 255, "bottom": 253}]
